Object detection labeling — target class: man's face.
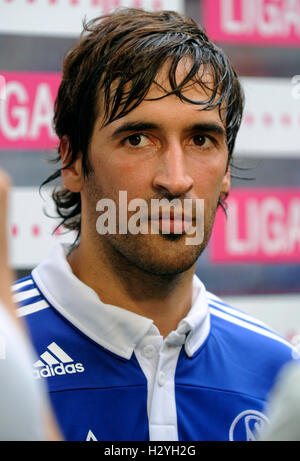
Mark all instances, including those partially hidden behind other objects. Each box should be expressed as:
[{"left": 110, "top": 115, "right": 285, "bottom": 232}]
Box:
[{"left": 81, "top": 61, "right": 230, "bottom": 275}]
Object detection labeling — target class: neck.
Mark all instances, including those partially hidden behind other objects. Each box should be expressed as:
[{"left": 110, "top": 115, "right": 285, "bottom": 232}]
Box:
[{"left": 68, "top": 236, "right": 196, "bottom": 338}]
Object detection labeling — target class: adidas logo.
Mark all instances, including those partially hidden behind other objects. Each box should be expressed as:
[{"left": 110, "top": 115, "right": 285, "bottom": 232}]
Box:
[{"left": 33, "top": 342, "right": 85, "bottom": 379}]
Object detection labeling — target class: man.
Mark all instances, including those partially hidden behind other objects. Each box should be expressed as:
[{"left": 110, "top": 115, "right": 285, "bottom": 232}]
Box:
[
  {"left": 14, "top": 8, "right": 296, "bottom": 441},
  {"left": 0, "top": 169, "right": 61, "bottom": 440}
]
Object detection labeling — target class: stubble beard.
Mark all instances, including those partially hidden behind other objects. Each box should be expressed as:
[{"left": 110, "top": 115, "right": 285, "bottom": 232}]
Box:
[
  {"left": 84, "top": 173, "right": 218, "bottom": 277},
  {"left": 104, "top": 232, "right": 202, "bottom": 276},
  {"left": 90, "top": 205, "right": 218, "bottom": 278}
]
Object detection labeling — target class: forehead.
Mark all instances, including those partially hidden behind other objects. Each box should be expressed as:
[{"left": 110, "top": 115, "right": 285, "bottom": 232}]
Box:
[
  {"left": 149, "top": 58, "right": 216, "bottom": 101},
  {"left": 97, "top": 58, "right": 225, "bottom": 129}
]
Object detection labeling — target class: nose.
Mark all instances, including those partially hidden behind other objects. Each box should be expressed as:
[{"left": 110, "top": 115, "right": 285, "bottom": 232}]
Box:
[{"left": 152, "top": 142, "right": 194, "bottom": 197}]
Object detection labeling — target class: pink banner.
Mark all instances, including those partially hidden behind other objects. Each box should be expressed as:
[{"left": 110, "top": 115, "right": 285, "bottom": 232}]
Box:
[
  {"left": 203, "top": 0, "right": 300, "bottom": 46},
  {"left": 0, "top": 72, "right": 60, "bottom": 150},
  {"left": 210, "top": 188, "right": 300, "bottom": 263}
]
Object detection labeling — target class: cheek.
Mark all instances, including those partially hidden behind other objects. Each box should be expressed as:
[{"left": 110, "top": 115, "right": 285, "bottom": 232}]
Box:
[
  {"left": 90, "top": 155, "right": 152, "bottom": 200},
  {"left": 192, "top": 160, "right": 227, "bottom": 201}
]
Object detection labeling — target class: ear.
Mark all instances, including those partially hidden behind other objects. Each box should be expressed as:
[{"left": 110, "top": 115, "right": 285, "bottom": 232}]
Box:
[
  {"left": 220, "top": 164, "right": 231, "bottom": 201},
  {"left": 60, "top": 136, "right": 84, "bottom": 193}
]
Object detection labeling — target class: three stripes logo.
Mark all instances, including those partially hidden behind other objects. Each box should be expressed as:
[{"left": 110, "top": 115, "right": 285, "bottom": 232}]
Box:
[{"left": 33, "top": 342, "right": 85, "bottom": 379}]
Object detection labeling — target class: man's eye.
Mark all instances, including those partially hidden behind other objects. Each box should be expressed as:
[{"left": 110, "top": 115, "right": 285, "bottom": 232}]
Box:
[
  {"left": 126, "top": 134, "right": 146, "bottom": 146},
  {"left": 193, "top": 135, "right": 208, "bottom": 146}
]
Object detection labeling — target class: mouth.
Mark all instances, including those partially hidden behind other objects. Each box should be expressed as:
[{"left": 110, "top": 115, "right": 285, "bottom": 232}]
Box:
[{"left": 149, "top": 210, "right": 195, "bottom": 234}]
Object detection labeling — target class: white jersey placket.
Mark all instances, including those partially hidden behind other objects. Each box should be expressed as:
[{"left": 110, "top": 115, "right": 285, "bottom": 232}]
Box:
[{"left": 135, "top": 324, "right": 188, "bottom": 441}]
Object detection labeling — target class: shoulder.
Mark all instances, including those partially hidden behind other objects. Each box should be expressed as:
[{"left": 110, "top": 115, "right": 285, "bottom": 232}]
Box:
[
  {"left": 206, "top": 290, "right": 297, "bottom": 364},
  {"left": 203, "top": 290, "right": 299, "bottom": 400},
  {"left": 12, "top": 275, "right": 50, "bottom": 318},
  {"left": 12, "top": 274, "right": 81, "bottom": 372}
]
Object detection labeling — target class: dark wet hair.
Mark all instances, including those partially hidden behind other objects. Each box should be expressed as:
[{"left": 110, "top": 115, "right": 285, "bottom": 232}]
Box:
[{"left": 43, "top": 7, "right": 244, "bottom": 235}]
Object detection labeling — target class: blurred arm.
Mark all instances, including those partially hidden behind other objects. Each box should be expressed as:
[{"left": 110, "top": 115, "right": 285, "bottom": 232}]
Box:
[
  {"left": 0, "top": 168, "right": 15, "bottom": 315},
  {"left": 0, "top": 169, "right": 63, "bottom": 441}
]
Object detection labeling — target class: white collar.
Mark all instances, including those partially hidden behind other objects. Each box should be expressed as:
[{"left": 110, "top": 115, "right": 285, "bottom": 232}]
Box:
[{"left": 32, "top": 244, "right": 210, "bottom": 360}]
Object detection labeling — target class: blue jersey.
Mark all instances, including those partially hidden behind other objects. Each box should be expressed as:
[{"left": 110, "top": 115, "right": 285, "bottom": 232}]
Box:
[{"left": 13, "top": 245, "right": 296, "bottom": 442}]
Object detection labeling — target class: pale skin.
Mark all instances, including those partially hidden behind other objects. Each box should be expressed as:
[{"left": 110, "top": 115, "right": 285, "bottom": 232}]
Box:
[{"left": 62, "top": 61, "right": 230, "bottom": 338}]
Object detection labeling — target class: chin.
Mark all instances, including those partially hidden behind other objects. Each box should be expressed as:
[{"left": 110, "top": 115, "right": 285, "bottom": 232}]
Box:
[
  {"left": 102, "top": 231, "right": 208, "bottom": 276},
  {"left": 137, "top": 259, "right": 198, "bottom": 276},
  {"left": 126, "top": 240, "right": 204, "bottom": 276}
]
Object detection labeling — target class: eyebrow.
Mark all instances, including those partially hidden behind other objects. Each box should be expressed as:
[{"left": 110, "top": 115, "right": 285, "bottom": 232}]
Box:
[
  {"left": 110, "top": 121, "right": 226, "bottom": 139},
  {"left": 185, "top": 123, "right": 226, "bottom": 137},
  {"left": 111, "top": 122, "right": 158, "bottom": 139}
]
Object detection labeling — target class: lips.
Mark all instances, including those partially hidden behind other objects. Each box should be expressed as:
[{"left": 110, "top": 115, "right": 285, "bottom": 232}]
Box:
[
  {"left": 150, "top": 209, "right": 193, "bottom": 221},
  {"left": 160, "top": 218, "right": 186, "bottom": 234},
  {"left": 149, "top": 210, "right": 195, "bottom": 234}
]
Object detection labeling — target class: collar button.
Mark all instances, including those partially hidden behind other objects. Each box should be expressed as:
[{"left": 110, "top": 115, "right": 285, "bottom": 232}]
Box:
[{"left": 158, "top": 371, "right": 165, "bottom": 386}]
